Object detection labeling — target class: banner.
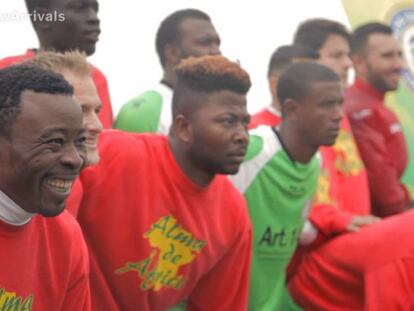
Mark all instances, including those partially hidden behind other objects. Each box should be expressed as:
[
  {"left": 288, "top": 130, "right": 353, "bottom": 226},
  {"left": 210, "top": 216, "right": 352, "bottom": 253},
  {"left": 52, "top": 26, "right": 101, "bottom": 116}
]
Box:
[{"left": 342, "top": 0, "right": 414, "bottom": 187}]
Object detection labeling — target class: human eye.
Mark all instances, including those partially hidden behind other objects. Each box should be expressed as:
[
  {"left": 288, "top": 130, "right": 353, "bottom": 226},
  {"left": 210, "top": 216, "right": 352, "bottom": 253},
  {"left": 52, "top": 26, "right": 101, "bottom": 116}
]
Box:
[
  {"left": 46, "top": 137, "right": 65, "bottom": 146},
  {"left": 75, "top": 134, "right": 87, "bottom": 146},
  {"left": 95, "top": 105, "right": 102, "bottom": 114}
]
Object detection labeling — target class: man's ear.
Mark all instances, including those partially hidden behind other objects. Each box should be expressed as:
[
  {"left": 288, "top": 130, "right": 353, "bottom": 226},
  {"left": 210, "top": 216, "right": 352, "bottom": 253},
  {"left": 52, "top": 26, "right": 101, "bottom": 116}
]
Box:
[
  {"left": 173, "top": 114, "right": 192, "bottom": 143},
  {"left": 351, "top": 53, "right": 366, "bottom": 77},
  {"left": 268, "top": 75, "right": 279, "bottom": 99},
  {"left": 282, "top": 98, "right": 300, "bottom": 121},
  {"left": 0, "top": 136, "right": 11, "bottom": 175},
  {"left": 164, "top": 43, "right": 182, "bottom": 68}
]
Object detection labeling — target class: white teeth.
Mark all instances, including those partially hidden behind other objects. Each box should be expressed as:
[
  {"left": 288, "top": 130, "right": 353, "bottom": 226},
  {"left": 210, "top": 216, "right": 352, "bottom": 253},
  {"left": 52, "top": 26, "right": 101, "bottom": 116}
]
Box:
[{"left": 46, "top": 178, "right": 73, "bottom": 193}]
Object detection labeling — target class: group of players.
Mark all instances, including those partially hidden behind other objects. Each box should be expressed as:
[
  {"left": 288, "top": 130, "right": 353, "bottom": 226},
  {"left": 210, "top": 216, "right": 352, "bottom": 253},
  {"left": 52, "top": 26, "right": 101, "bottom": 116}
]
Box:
[{"left": 0, "top": 1, "right": 413, "bottom": 310}]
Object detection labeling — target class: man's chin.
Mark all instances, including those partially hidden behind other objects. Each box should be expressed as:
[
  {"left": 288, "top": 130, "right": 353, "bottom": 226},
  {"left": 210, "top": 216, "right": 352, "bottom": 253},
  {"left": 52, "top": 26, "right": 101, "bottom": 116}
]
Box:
[{"left": 39, "top": 204, "right": 65, "bottom": 217}]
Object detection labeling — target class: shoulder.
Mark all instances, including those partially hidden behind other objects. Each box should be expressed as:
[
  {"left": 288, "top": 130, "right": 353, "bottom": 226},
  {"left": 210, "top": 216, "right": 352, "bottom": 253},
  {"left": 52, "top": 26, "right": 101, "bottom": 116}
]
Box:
[
  {"left": 229, "top": 126, "right": 282, "bottom": 193},
  {"left": 114, "top": 90, "right": 165, "bottom": 132},
  {"left": 0, "top": 53, "right": 32, "bottom": 68},
  {"left": 37, "top": 211, "right": 84, "bottom": 243}
]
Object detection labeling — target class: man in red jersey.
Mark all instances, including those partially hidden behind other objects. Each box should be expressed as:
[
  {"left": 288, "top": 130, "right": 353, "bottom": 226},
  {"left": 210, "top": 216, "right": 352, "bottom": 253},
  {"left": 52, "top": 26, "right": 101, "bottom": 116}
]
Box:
[
  {"left": 0, "top": 64, "right": 90, "bottom": 310},
  {"left": 75, "top": 55, "right": 252, "bottom": 310},
  {"left": 0, "top": 0, "right": 113, "bottom": 128},
  {"left": 345, "top": 22, "right": 412, "bottom": 217},
  {"left": 248, "top": 44, "right": 319, "bottom": 130}
]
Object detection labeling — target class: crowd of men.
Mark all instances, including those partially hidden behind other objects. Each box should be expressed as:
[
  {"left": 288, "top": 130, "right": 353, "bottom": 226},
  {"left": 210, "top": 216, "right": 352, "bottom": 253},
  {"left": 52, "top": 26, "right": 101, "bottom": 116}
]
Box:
[{"left": 1, "top": 0, "right": 414, "bottom": 310}]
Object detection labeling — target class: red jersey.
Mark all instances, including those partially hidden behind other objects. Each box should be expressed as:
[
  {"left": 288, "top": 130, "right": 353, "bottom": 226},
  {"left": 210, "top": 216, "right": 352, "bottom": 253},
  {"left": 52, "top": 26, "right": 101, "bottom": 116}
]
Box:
[
  {"left": 76, "top": 131, "right": 252, "bottom": 311},
  {"left": 289, "top": 209, "right": 414, "bottom": 310},
  {"left": 0, "top": 212, "right": 90, "bottom": 310},
  {"left": 248, "top": 105, "right": 281, "bottom": 130},
  {"left": 345, "top": 79, "right": 409, "bottom": 217},
  {"left": 0, "top": 50, "right": 113, "bottom": 129}
]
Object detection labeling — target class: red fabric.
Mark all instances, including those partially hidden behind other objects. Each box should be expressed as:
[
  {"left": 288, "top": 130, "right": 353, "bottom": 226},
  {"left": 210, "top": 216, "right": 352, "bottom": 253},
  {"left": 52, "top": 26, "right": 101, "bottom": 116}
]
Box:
[
  {"left": 345, "top": 79, "right": 409, "bottom": 217},
  {"left": 0, "top": 212, "right": 90, "bottom": 310},
  {"left": 248, "top": 106, "right": 281, "bottom": 130},
  {"left": 0, "top": 50, "right": 113, "bottom": 129},
  {"left": 75, "top": 130, "right": 252, "bottom": 311},
  {"left": 289, "top": 210, "right": 414, "bottom": 311},
  {"left": 66, "top": 178, "right": 83, "bottom": 217}
]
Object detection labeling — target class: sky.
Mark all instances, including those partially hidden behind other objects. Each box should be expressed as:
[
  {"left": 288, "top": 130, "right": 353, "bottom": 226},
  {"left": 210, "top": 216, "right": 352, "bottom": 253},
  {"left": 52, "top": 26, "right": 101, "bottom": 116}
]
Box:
[{"left": 1, "top": 1, "right": 350, "bottom": 115}]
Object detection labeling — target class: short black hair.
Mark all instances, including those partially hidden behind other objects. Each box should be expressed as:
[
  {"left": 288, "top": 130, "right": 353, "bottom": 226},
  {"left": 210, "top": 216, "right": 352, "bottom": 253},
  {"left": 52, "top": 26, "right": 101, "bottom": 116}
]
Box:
[
  {"left": 0, "top": 64, "right": 73, "bottom": 137},
  {"left": 268, "top": 44, "right": 319, "bottom": 77},
  {"left": 294, "top": 18, "right": 351, "bottom": 51},
  {"left": 277, "top": 62, "right": 339, "bottom": 107},
  {"left": 351, "top": 22, "right": 393, "bottom": 55},
  {"left": 172, "top": 55, "right": 251, "bottom": 118},
  {"left": 155, "top": 9, "right": 211, "bottom": 67}
]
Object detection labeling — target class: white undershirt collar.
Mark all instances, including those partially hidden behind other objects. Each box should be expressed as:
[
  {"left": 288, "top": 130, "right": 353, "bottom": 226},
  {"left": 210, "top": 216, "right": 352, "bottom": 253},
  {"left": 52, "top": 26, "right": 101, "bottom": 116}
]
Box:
[{"left": 0, "top": 190, "right": 34, "bottom": 226}]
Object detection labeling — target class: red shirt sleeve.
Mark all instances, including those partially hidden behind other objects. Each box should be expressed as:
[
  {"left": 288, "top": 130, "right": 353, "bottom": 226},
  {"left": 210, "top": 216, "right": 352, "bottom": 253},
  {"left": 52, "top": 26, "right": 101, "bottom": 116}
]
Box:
[{"left": 349, "top": 112, "right": 410, "bottom": 217}]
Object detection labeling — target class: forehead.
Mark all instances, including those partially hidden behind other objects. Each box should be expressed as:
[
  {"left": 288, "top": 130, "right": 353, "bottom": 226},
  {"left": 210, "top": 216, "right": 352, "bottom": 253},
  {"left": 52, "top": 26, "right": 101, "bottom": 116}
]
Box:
[
  {"left": 178, "top": 18, "right": 218, "bottom": 39},
  {"left": 62, "top": 72, "right": 100, "bottom": 107},
  {"left": 305, "top": 81, "right": 343, "bottom": 101},
  {"left": 366, "top": 33, "right": 399, "bottom": 53},
  {"left": 196, "top": 90, "right": 247, "bottom": 114},
  {"left": 319, "top": 34, "right": 350, "bottom": 53},
  {"left": 14, "top": 90, "right": 82, "bottom": 134}
]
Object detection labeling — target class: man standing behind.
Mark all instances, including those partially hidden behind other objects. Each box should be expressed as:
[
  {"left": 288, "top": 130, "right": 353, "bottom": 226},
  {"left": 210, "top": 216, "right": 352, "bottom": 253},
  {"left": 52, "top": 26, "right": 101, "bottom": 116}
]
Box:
[
  {"left": 0, "top": 64, "right": 90, "bottom": 310},
  {"left": 76, "top": 55, "right": 252, "bottom": 310},
  {"left": 248, "top": 44, "right": 319, "bottom": 130},
  {"left": 114, "top": 9, "right": 221, "bottom": 134},
  {"left": 0, "top": 0, "right": 113, "bottom": 128},
  {"left": 230, "top": 62, "right": 343, "bottom": 310},
  {"left": 293, "top": 18, "right": 374, "bottom": 237},
  {"left": 345, "top": 22, "right": 411, "bottom": 217}
]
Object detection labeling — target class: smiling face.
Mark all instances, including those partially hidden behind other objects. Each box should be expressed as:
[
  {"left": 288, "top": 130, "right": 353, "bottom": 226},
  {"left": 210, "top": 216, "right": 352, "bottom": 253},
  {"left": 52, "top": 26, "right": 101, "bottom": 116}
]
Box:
[
  {"left": 63, "top": 71, "right": 102, "bottom": 166},
  {"left": 187, "top": 90, "right": 249, "bottom": 175},
  {"left": 360, "top": 33, "right": 403, "bottom": 92},
  {"left": 0, "top": 91, "right": 87, "bottom": 217},
  {"left": 41, "top": 0, "right": 100, "bottom": 56},
  {"left": 297, "top": 81, "right": 344, "bottom": 147}
]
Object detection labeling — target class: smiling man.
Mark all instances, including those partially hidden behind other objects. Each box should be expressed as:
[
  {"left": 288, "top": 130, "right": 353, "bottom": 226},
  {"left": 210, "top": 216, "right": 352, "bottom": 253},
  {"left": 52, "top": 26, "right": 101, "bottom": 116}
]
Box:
[
  {"left": 76, "top": 55, "right": 252, "bottom": 310},
  {"left": 28, "top": 51, "right": 104, "bottom": 216},
  {"left": 0, "top": 0, "right": 113, "bottom": 128},
  {"left": 345, "top": 22, "right": 410, "bottom": 217},
  {"left": 230, "top": 62, "right": 343, "bottom": 310},
  {"left": 115, "top": 8, "right": 221, "bottom": 134},
  {"left": 0, "top": 64, "right": 90, "bottom": 310}
]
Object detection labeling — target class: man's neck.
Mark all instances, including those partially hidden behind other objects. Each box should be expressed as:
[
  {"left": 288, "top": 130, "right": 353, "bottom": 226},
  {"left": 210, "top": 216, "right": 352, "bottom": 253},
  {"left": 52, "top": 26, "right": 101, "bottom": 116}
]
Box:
[
  {"left": 278, "top": 122, "right": 317, "bottom": 164},
  {"left": 168, "top": 137, "right": 214, "bottom": 187}
]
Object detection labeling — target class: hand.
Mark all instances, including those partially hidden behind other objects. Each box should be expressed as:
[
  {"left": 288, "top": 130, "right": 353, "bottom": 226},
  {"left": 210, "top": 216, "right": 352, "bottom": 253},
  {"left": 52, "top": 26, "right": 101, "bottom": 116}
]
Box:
[{"left": 346, "top": 215, "right": 381, "bottom": 232}]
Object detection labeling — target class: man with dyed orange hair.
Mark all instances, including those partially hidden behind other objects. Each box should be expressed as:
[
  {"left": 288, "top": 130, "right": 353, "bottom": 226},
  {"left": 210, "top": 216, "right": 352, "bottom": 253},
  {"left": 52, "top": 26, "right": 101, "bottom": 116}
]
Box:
[{"left": 75, "top": 55, "right": 252, "bottom": 310}]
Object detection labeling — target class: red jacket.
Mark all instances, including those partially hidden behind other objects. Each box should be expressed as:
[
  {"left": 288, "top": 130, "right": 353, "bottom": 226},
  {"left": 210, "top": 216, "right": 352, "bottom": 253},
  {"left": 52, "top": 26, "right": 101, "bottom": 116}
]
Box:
[
  {"left": 0, "top": 49, "right": 113, "bottom": 129},
  {"left": 344, "top": 79, "right": 409, "bottom": 217}
]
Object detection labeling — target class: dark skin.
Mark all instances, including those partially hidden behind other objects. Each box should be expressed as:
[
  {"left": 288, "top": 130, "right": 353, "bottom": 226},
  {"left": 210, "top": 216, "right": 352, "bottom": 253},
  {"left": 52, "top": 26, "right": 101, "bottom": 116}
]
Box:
[
  {"left": 162, "top": 18, "right": 221, "bottom": 88},
  {"left": 32, "top": 0, "right": 100, "bottom": 56},
  {"left": 278, "top": 81, "right": 343, "bottom": 164},
  {"left": 169, "top": 90, "right": 249, "bottom": 187},
  {"left": 0, "top": 91, "right": 87, "bottom": 217}
]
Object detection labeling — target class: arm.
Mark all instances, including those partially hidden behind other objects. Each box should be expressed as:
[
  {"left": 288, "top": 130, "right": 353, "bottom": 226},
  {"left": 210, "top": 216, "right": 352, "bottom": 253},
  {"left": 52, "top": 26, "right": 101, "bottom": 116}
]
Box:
[
  {"left": 187, "top": 209, "right": 252, "bottom": 311},
  {"left": 349, "top": 116, "right": 410, "bottom": 217}
]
